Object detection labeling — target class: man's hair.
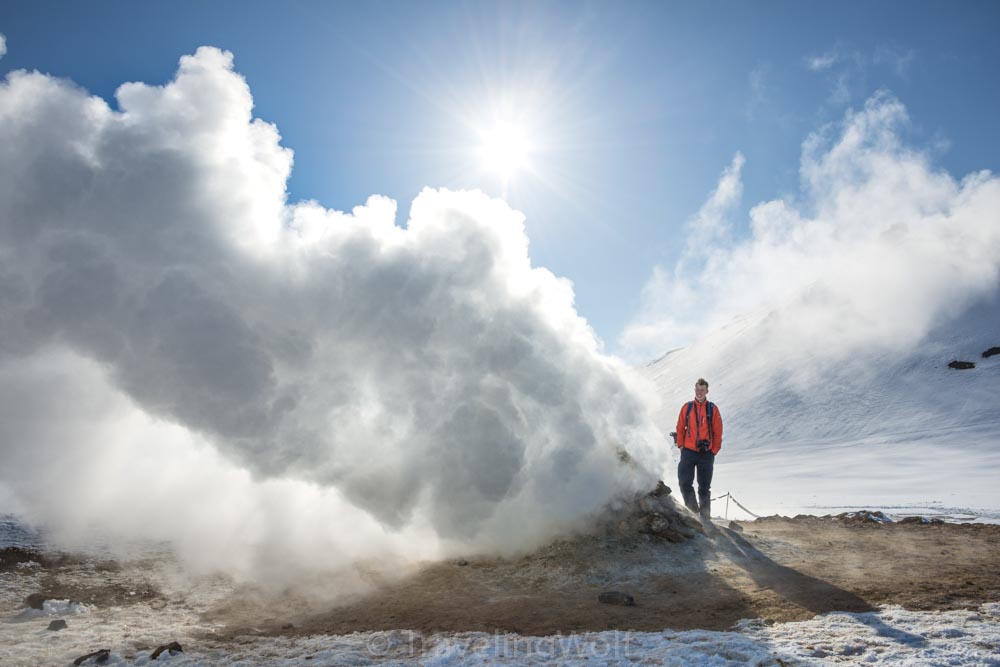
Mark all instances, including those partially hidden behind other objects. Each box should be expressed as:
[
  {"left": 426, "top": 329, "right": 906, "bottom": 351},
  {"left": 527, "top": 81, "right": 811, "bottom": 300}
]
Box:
[{"left": 696, "top": 378, "right": 709, "bottom": 389}]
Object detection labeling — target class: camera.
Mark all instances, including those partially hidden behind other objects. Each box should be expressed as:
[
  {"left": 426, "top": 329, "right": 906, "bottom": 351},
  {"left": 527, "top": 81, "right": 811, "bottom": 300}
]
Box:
[{"left": 696, "top": 439, "right": 711, "bottom": 452}]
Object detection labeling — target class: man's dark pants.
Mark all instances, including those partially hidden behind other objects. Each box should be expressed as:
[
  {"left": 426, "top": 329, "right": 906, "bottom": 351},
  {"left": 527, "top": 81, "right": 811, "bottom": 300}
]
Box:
[{"left": 677, "top": 447, "right": 715, "bottom": 518}]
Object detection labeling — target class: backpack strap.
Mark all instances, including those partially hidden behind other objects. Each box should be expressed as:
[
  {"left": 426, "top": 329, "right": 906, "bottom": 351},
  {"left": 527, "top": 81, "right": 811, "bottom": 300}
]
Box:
[{"left": 706, "top": 401, "right": 714, "bottom": 445}]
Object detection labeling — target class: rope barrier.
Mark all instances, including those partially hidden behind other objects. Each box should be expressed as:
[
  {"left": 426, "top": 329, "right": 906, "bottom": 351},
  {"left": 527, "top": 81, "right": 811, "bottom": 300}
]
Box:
[{"left": 710, "top": 492, "right": 762, "bottom": 520}]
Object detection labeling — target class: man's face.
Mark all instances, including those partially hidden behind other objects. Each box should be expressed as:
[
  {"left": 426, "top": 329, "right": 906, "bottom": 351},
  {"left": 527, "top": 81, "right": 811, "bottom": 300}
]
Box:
[{"left": 694, "top": 384, "right": 708, "bottom": 402}]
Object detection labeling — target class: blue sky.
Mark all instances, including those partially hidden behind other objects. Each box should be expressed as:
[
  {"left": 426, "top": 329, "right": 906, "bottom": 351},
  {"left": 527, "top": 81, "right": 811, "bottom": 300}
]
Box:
[{"left": 2, "top": 0, "right": 998, "bottom": 352}]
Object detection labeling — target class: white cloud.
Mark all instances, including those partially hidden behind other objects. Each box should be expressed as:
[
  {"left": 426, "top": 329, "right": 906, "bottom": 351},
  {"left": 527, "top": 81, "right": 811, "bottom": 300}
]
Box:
[
  {"left": 622, "top": 92, "right": 1000, "bottom": 367},
  {"left": 623, "top": 153, "right": 744, "bottom": 356},
  {"left": 747, "top": 64, "right": 770, "bottom": 119},
  {"left": 806, "top": 47, "right": 868, "bottom": 106},
  {"left": 829, "top": 69, "right": 854, "bottom": 105},
  {"left": 687, "top": 152, "right": 744, "bottom": 248},
  {"left": 874, "top": 45, "right": 916, "bottom": 77},
  {"left": 806, "top": 46, "right": 915, "bottom": 107},
  {"left": 806, "top": 50, "right": 839, "bottom": 71},
  {"left": 0, "top": 47, "right": 666, "bottom": 583}
]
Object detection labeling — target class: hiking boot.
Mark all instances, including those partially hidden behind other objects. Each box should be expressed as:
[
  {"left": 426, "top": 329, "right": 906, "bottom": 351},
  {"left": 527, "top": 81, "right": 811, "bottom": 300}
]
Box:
[
  {"left": 699, "top": 497, "right": 712, "bottom": 523},
  {"left": 681, "top": 489, "right": 699, "bottom": 514}
]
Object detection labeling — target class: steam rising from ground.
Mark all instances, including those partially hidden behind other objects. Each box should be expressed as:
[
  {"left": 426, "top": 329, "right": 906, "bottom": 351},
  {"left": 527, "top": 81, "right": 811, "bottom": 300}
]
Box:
[
  {"left": 0, "top": 47, "right": 664, "bottom": 583},
  {"left": 623, "top": 92, "right": 1000, "bottom": 370}
]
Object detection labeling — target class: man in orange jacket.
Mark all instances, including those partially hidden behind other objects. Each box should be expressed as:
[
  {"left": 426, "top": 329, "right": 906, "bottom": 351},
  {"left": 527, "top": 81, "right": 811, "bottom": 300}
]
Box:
[{"left": 674, "top": 378, "right": 723, "bottom": 521}]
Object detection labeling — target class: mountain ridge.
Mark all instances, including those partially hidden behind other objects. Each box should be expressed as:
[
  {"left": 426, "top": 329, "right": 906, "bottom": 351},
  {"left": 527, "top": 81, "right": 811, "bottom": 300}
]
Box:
[{"left": 639, "top": 284, "right": 1000, "bottom": 517}]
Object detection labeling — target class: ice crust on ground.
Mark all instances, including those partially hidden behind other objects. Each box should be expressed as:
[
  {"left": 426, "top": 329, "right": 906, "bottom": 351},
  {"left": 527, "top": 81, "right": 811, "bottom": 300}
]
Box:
[
  {"left": 2, "top": 592, "right": 998, "bottom": 666},
  {"left": 4, "top": 519, "right": 999, "bottom": 666},
  {"left": 2, "top": 540, "right": 999, "bottom": 667}
]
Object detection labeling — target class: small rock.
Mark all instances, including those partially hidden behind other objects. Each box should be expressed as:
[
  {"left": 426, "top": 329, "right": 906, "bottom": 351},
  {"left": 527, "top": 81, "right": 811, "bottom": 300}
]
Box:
[
  {"left": 1, "top": 547, "right": 44, "bottom": 569},
  {"left": 835, "top": 510, "right": 892, "bottom": 524},
  {"left": 151, "top": 642, "right": 183, "bottom": 660},
  {"left": 25, "top": 593, "right": 47, "bottom": 610},
  {"left": 982, "top": 346, "right": 1000, "bottom": 359},
  {"left": 598, "top": 591, "right": 635, "bottom": 606},
  {"left": 727, "top": 521, "right": 744, "bottom": 532},
  {"left": 74, "top": 649, "right": 110, "bottom": 666},
  {"left": 899, "top": 516, "right": 930, "bottom": 525},
  {"left": 650, "top": 480, "right": 672, "bottom": 497},
  {"left": 281, "top": 623, "right": 295, "bottom": 630},
  {"left": 47, "top": 619, "right": 68, "bottom": 631},
  {"left": 455, "top": 559, "right": 469, "bottom": 566},
  {"left": 638, "top": 513, "right": 687, "bottom": 542},
  {"left": 948, "top": 360, "right": 975, "bottom": 370}
]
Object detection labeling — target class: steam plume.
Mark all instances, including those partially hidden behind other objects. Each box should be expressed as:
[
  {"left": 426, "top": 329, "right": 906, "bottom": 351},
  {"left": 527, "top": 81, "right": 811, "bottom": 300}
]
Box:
[{"left": 0, "top": 48, "right": 664, "bottom": 580}]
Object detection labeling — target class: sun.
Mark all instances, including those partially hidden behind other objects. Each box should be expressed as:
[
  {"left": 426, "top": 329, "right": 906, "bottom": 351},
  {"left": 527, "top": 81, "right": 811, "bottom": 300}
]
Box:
[{"left": 477, "top": 120, "right": 534, "bottom": 181}]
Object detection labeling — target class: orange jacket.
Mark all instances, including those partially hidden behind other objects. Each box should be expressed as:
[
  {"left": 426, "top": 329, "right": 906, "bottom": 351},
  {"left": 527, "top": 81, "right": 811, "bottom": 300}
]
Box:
[{"left": 675, "top": 400, "right": 723, "bottom": 455}]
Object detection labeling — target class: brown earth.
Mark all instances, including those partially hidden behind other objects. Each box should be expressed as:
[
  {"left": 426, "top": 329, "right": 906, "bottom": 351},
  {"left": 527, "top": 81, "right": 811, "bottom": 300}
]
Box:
[
  {"left": 254, "top": 514, "right": 1000, "bottom": 637},
  {"left": 1, "top": 549, "right": 163, "bottom": 609},
  {"left": 8, "top": 510, "right": 999, "bottom": 638}
]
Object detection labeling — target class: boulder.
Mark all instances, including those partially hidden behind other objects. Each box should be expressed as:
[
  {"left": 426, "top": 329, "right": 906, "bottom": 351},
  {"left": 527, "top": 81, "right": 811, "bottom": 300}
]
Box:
[
  {"left": 598, "top": 591, "right": 635, "bottom": 606},
  {"left": 637, "top": 513, "right": 690, "bottom": 543},
  {"left": 25, "top": 593, "right": 47, "bottom": 610},
  {"left": 47, "top": 619, "right": 67, "bottom": 631},
  {"left": 835, "top": 510, "right": 893, "bottom": 524},
  {"left": 727, "top": 521, "right": 744, "bottom": 533},
  {"left": 597, "top": 482, "right": 702, "bottom": 543},
  {"left": 73, "top": 649, "right": 110, "bottom": 666},
  {"left": 636, "top": 482, "right": 702, "bottom": 537},
  {"left": 151, "top": 642, "right": 184, "bottom": 660},
  {"left": 948, "top": 360, "right": 975, "bottom": 370},
  {"left": 983, "top": 346, "right": 1000, "bottom": 359},
  {"left": 650, "top": 481, "right": 672, "bottom": 497},
  {"left": 898, "top": 516, "right": 942, "bottom": 525}
]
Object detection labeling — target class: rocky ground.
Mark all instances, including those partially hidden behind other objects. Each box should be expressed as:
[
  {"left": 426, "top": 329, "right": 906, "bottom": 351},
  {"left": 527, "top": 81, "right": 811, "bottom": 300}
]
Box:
[
  {"left": 262, "top": 512, "right": 1000, "bottom": 638},
  {"left": 4, "top": 489, "right": 1000, "bottom": 644}
]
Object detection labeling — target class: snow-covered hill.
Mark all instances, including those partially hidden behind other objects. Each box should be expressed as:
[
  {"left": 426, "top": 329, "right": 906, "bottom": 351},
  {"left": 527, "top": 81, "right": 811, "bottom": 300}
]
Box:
[{"left": 640, "top": 286, "right": 1000, "bottom": 521}]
